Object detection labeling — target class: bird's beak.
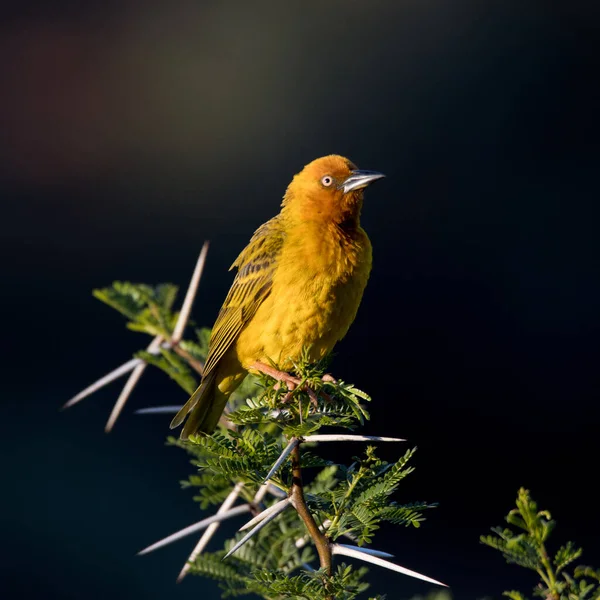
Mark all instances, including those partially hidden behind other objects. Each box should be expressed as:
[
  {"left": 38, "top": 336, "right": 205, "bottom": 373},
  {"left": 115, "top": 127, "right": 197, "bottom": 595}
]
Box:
[{"left": 340, "top": 170, "right": 386, "bottom": 193}]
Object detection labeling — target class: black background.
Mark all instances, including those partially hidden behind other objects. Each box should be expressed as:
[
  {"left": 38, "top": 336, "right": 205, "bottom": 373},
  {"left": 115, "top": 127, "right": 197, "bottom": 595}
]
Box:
[{"left": 2, "top": 1, "right": 599, "bottom": 598}]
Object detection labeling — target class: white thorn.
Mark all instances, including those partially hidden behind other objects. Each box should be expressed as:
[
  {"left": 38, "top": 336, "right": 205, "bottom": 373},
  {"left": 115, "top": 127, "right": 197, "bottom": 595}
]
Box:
[
  {"left": 239, "top": 499, "right": 291, "bottom": 532},
  {"left": 62, "top": 358, "right": 143, "bottom": 409},
  {"left": 177, "top": 481, "right": 244, "bottom": 582},
  {"left": 62, "top": 334, "right": 167, "bottom": 412},
  {"left": 299, "top": 520, "right": 358, "bottom": 545},
  {"left": 138, "top": 504, "right": 250, "bottom": 556},
  {"left": 104, "top": 335, "right": 163, "bottom": 432},
  {"left": 331, "top": 544, "right": 447, "bottom": 587},
  {"left": 335, "top": 543, "right": 394, "bottom": 559},
  {"left": 267, "top": 484, "right": 287, "bottom": 499},
  {"left": 264, "top": 438, "right": 299, "bottom": 483},
  {"left": 171, "top": 241, "right": 209, "bottom": 344},
  {"left": 223, "top": 499, "right": 291, "bottom": 559},
  {"left": 302, "top": 434, "right": 406, "bottom": 443},
  {"left": 135, "top": 406, "right": 183, "bottom": 415},
  {"left": 252, "top": 483, "right": 271, "bottom": 504}
]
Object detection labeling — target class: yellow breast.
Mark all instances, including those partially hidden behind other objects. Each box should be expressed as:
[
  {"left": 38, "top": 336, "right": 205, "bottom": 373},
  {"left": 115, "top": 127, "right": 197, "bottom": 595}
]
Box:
[{"left": 235, "top": 222, "right": 372, "bottom": 370}]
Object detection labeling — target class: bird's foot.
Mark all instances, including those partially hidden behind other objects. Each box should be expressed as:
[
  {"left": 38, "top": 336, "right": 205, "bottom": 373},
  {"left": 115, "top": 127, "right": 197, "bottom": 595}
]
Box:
[
  {"left": 317, "top": 373, "right": 338, "bottom": 403},
  {"left": 250, "top": 361, "right": 319, "bottom": 407},
  {"left": 272, "top": 382, "right": 298, "bottom": 405}
]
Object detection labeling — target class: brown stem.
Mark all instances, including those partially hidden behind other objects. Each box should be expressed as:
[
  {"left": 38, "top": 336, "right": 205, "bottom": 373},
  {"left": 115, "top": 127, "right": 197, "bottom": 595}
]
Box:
[
  {"left": 171, "top": 344, "right": 205, "bottom": 376},
  {"left": 290, "top": 444, "right": 332, "bottom": 577}
]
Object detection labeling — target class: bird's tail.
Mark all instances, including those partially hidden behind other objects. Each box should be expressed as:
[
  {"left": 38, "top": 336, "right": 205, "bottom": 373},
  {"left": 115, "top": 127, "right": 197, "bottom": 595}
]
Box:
[{"left": 170, "top": 370, "right": 229, "bottom": 439}]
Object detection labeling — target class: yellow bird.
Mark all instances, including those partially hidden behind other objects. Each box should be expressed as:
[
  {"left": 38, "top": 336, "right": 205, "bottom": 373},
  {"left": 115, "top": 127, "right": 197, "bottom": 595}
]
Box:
[{"left": 171, "top": 155, "right": 384, "bottom": 438}]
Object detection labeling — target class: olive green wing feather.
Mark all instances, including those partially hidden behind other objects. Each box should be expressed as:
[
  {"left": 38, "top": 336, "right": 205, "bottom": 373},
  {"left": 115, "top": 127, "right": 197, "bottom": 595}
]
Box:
[
  {"left": 170, "top": 217, "right": 285, "bottom": 430},
  {"left": 202, "top": 216, "right": 285, "bottom": 376}
]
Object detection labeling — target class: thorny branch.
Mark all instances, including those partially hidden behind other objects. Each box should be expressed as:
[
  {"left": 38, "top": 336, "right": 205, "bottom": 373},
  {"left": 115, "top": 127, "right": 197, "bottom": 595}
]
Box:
[
  {"left": 64, "top": 243, "right": 446, "bottom": 596},
  {"left": 290, "top": 444, "right": 332, "bottom": 577},
  {"left": 62, "top": 242, "right": 209, "bottom": 429}
]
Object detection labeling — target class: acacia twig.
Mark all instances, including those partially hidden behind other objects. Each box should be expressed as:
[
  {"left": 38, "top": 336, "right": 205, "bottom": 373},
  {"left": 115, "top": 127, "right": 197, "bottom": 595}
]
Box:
[
  {"left": 171, "top": 344, "right": 205, "bottom": 376},
  {"left": 289, "top": 444, "right": 332, "bottom": 577}
]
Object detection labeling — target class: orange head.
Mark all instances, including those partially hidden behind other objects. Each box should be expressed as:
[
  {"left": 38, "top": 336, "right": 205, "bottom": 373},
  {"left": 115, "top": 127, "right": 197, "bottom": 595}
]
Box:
[{"left": 281, "top": 155, "right": 384, "bottom": 227}]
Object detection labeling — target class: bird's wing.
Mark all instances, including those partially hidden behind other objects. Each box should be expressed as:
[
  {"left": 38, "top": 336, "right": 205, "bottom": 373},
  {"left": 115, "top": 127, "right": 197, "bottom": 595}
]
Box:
[{"left": 201, "top": 216, "right": 285, "bottom": 377}]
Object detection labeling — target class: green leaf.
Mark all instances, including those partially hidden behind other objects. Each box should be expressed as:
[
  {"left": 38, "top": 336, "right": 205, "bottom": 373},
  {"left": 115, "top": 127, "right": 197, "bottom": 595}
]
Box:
[
  {"left": 94, "top": 281, "right": 180, "bottom": 339},
  {"left": 554, "top": 541, "right": 583, "bottom": 573},
  {"left": 136, "top": 348, "right": 198, "bottom": 394},
  {"left": 575, "top": 566, "right": 600, "bottom": 582},
  {"left": 503, "top": 592, "right": 529, "bottom": 600},
  {"left": 93, "top": 281, "right": 155, "bottom": 320},
  {"left": 484, "top": 489, "right": 600, "bottom": 600}
]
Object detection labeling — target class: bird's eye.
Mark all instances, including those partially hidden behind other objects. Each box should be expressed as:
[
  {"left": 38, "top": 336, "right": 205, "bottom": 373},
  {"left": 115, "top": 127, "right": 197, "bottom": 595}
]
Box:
[{"left": 321, "top": 175, "right": 333, "bottom": 187}]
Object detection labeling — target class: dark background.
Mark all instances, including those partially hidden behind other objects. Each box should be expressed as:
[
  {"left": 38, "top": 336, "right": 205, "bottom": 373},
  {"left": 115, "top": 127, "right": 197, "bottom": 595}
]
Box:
[{"left": 2, "top": 1, "right": 599, "bottom": 598}]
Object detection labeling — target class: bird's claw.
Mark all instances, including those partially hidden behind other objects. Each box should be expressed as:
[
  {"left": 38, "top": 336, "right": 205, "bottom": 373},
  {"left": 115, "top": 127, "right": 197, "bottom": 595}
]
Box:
[
  {"left": 305, "top": 387, "right": 319, "bottom": 408},
  {"left": 278, "top": 382, "right": 319, "bottom": 408},
  {"left": 251, "top": 361, "right": 321, "bottom": 407}
]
